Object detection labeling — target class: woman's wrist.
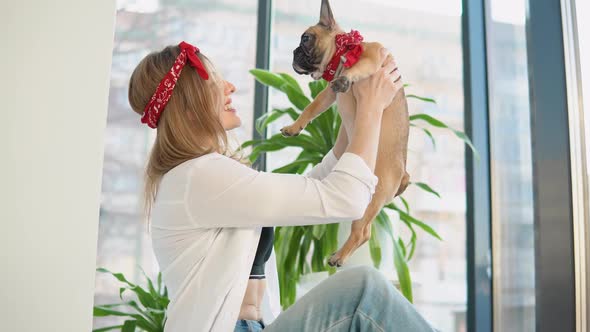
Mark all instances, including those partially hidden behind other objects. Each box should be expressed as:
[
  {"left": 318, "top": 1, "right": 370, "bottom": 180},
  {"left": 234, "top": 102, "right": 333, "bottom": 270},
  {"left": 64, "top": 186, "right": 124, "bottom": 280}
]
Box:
[{"left": 332, "top": 126, "right": 348, "bottom": 159}]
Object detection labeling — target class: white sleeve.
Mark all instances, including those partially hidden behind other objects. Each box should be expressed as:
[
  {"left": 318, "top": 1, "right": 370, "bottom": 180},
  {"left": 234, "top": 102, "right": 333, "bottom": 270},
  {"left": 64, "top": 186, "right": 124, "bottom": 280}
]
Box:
[
  {"left": 304, "top": 149, "right": 339, "bottom": 180},
  {"left": 185, "top": 152, "right": 378, "bottom": 228}
]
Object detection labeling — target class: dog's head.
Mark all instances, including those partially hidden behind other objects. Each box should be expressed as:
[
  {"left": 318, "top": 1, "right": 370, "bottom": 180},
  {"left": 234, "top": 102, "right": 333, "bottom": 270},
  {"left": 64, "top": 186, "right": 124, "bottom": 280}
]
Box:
[{"left": 292, "top": 0, "right": 343, "bottom": 80}]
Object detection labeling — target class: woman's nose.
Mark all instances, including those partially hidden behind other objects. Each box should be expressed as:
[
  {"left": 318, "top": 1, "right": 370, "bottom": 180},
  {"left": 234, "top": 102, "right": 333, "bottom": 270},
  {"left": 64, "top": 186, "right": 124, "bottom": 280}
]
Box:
[{"left": 225, "top": 81, "right": 236, "bottom": 95}]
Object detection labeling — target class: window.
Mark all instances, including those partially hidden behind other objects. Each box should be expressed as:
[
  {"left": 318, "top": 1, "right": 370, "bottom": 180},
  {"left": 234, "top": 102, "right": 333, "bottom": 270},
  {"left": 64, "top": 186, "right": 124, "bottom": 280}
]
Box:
[
  {"left": 485, "top": 0, "right": 535, "bottom": 330},
  {"left": 93, "top": 0, "right": 258, "bottom": 329},
  {"left": 269, "top": 1, "right": 466, "bottom": 330}
]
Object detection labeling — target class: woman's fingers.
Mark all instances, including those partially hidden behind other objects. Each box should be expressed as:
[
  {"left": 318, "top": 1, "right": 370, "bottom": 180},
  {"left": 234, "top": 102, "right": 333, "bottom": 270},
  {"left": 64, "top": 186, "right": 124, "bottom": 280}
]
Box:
[{"left": 381, "top": 58, "right": 397, "bottom": 78}]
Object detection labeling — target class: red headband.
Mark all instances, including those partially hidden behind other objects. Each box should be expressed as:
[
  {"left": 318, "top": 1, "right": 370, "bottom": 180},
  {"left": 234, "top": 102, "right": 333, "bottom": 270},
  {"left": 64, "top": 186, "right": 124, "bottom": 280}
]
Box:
[{"left": 140, "top": 41, "right": 209, "bottom": 129}]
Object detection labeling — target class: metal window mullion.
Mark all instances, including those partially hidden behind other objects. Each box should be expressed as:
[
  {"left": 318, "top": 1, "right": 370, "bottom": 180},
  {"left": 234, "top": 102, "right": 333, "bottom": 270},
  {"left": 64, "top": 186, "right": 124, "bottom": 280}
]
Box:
[
  {"left": 252, "top": 0, "right": 272, "bottom": 171},
  {"left": 524, "top": 0, "right": 576, "bottom": 331},
  {"left": 462, "top": 0, "right": 494, "bottom": 331}
]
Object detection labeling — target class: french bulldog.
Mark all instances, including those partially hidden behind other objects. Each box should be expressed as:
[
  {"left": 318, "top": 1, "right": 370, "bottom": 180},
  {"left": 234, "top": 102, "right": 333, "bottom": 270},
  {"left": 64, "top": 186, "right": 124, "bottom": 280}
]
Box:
[{"left": 283, "top": 0, "right": 410, "bottom": 267}]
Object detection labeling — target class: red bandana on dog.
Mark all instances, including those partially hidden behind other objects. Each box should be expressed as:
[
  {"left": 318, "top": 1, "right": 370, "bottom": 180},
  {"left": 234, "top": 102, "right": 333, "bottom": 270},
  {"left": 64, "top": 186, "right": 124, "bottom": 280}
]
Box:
[
  {"left": 141, "top": 41, "right": 209, "bottom": 129},
  {"left": 322, "top": 30, "right": 364, "bottom": 82}
]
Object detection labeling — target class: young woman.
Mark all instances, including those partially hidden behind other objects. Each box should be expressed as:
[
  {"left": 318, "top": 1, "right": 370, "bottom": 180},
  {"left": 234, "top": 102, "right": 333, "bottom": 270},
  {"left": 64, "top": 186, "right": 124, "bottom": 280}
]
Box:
[{"left": 128, "top": 41, "right": 437, "bottom": 332}]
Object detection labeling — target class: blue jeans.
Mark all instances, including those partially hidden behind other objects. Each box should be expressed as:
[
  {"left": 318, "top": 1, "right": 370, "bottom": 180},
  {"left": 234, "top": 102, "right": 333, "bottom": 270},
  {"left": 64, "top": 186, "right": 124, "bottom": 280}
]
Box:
[{"left": 235, "top": 266, "right": 438, "bottom": 332}]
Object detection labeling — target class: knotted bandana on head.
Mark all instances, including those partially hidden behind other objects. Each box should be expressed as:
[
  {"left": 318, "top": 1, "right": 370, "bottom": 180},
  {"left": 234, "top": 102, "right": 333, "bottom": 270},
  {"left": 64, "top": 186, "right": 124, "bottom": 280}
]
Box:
[
  {"left": 322, "top": 30, "right": 364, "bottom": 82},
  {"left": 141, "top": 41, "right": 210, "bottom": 129}
]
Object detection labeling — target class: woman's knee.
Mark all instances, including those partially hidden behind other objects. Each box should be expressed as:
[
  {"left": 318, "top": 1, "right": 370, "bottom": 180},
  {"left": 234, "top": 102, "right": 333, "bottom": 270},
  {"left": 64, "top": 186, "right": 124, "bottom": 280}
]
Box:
[{"left": 341, "top": 265, "right": 391, "bottom": 293}]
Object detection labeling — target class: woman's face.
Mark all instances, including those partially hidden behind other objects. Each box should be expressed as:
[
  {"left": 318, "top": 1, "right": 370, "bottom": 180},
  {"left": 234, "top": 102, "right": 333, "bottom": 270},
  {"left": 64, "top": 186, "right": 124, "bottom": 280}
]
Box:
[{"left": 219, "top": 80, "right": 241, "bottom": 130}]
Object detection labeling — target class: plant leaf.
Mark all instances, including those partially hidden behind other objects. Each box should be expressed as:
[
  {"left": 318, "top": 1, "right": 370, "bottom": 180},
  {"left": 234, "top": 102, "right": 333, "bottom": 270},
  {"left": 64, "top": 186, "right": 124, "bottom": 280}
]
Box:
[
  {"left": 411, "top": 182, "right": 441, "bottom": 198},
  {"left": 406, "top": 94, "right": 436, "bottom": 104},
  {"left": 393, "top": 234, "right": 413, "bottom": 302},
  {"left": 410, "top": 113, "right": 479, "bottom": 159},
  {"left": 410, "top": 123, "right": 436, "bottom": 148},
  {"left": 309, "top": 79, "right": 328, "bottom": 99},
  {"left": 122, "top": 320, "right": 137, "bottom": 332},
  {"left": 282, "top": 84, "right": 311, "bottom": 110},
  {"left": 387, "top": 204, "right": 442, "bottom": 241},
  {"left": 398, "top": 238, "right": 407, "bottom": 258},
  {"left": 92, "top": 325, "right": 125, "bottom": 332},
  {"left": 311, "top": 224, "right": 327, "bottom": 240},
  {"left": 250, "top": 69, "right": 285, "bottom": 90},
  {"left": 279, "top": 73, "right": 304, "bottom": 94},
  {"left": 369, "top": 223, "right": 382, "bottom": 268},
  {"left": 96, "top": 268, "right": 136, "bottom": 288},
  {"left": 138, "top": 266, "right": 158, "bottom": 300},
  {"left": 299, "top": 233, "right": 312, "bottom": 274},
  {"left": 376, "top": 210, "right": 413, "bottom": 302},
  {"left": 399, "top": 196, "right": 410, "bottom": 214},
  {"left": 93, "top": 306, "right": 136, "bottom": 318}
]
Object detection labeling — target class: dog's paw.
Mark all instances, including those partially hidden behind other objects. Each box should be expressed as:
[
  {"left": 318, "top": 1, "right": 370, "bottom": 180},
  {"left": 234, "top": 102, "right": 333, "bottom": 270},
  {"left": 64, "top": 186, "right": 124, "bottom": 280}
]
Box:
[
  {"left": 331, "top": 76, "right": 351, "bottom": 93},
  {"left": 328, "top": 252, "right": 344, "bottom": 268},
  {"left": 280, "top": 124, "right": 303, "bottom": 137}
]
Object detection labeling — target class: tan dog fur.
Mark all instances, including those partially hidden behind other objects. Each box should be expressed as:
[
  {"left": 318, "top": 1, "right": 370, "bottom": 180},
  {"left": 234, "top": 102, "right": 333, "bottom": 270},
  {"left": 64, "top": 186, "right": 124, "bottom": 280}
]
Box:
[{"left": 283, "top": 0, "right": 410, "bottom": 267}]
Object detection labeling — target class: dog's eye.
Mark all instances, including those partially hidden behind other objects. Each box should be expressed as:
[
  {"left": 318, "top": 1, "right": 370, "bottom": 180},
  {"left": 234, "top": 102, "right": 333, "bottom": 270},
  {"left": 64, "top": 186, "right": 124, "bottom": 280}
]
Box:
[{"left": 301, "top": 34, "right": 310, "bottom": 43}]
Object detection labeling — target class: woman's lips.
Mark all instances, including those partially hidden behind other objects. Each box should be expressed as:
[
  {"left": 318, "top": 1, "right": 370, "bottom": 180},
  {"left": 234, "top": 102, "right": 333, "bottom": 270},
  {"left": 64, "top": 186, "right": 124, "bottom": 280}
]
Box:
[{"left": 224, "top": 104, "right": 236, "bottom": 113}]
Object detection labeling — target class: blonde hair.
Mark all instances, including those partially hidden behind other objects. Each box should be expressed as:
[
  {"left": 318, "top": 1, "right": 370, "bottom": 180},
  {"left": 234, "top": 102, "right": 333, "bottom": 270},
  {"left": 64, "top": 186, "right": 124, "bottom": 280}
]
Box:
[{"left": 128, "top": 45, "right": 247, "bottom": 222}]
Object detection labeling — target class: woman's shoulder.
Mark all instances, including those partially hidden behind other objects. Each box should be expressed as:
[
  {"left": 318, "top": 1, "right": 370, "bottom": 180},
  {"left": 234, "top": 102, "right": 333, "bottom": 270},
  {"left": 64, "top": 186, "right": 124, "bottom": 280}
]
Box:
[{"left": 167, "top": 152, "right": 252, "bottom": 181}]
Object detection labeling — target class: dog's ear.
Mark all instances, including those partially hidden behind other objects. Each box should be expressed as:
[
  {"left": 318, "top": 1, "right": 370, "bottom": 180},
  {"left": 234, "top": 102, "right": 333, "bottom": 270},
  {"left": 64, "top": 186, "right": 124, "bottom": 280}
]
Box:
[{"left": 319, "top": 0, "right": 336, "bottom": 29}]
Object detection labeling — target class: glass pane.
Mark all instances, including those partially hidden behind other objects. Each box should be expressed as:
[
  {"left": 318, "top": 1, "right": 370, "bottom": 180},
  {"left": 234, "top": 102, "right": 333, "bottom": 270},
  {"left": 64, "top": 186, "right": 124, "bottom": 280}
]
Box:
[
  {"left": 575, "top": 0, "right": 590, "bottom": 323},
  {"left": 485, "top": 0, "right": 535, "bottom": 331},
  {"left": 93, "top": 0, "right": 258, "bottom": 330},
  {"left": 270, "top": 1, "right": 466, "bottom": 331}
]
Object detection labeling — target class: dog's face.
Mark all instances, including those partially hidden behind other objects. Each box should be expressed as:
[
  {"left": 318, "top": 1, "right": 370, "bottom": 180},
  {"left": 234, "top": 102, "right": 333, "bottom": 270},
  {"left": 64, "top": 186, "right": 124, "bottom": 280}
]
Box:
[{"left": 292, "top": 0, "right": 342, "bottom": 80}]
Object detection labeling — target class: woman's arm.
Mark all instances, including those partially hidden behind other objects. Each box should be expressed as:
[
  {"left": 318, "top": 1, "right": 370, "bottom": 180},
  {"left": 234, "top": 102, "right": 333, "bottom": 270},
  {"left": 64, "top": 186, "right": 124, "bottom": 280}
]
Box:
[
  {"left": 304, "top": 125, "right": 348, "bottom": 180},
  {"left": 332, "top": 124, "right": 349, "bottom": 159},
  {"left": 184, "top": 152, "right": 378, "bottom": 228}
]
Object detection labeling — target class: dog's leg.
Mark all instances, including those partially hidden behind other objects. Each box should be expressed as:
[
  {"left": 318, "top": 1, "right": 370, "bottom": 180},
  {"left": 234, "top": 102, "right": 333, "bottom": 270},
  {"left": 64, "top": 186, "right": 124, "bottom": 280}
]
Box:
[
  {"left": 280, "top": 85, "right": 337, "bottom": 137},
  {"left": 328, "top": 159, "right": 405, "bottom": 267},
  {"left": 331, "top": 43, "right": 388, "bottom": 93},
  {"left": 328, "top": 92, "right": 409, "bottom": 267}
]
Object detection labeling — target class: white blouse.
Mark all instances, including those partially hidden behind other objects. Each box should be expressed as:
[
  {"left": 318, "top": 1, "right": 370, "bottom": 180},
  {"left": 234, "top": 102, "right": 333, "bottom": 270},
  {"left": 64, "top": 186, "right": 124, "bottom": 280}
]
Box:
[{"left": 149, "top": 149, "right": 378, "bottom": 332}]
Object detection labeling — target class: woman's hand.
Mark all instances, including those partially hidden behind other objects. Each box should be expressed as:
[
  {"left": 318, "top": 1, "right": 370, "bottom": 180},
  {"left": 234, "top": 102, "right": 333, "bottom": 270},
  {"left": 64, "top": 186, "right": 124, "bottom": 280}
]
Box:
[{"left": 352, "top": 48, "right": 403, "bottom": 111}]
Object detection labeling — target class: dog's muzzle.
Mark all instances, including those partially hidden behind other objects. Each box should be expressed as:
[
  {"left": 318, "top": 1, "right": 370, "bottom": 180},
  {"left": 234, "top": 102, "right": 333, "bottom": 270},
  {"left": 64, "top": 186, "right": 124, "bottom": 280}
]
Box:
[{"left": 293, "top": 46, "right": 317, "bottom": 75}]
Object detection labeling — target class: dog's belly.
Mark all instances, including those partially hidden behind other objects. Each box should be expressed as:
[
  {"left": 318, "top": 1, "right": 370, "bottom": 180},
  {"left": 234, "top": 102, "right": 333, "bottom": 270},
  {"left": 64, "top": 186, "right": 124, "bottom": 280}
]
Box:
[{"left": 336, "top": 88, "right": 410, "bottom": 202}]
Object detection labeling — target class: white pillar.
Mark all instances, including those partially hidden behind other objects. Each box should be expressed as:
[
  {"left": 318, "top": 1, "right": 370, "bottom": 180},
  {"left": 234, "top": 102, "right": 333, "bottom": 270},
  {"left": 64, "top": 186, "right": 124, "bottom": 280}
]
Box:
[{"left": 0, "top": 1, "right": 115, "bottom": 331}]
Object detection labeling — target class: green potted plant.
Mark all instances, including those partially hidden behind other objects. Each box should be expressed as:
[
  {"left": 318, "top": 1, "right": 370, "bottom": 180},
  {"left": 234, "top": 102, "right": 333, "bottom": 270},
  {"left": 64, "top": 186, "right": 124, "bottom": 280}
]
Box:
[
  {"left": 241, "top": 69, "right": 477, "bottom": 309},
  {"left": 93, "top": 267, "right": 169, "bottom": 332}
]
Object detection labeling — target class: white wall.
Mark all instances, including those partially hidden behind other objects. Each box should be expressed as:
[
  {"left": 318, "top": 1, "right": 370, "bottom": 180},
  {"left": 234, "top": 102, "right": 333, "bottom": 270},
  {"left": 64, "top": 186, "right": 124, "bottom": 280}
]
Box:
[{"left": 0, "top": 1, "right": 115, "bottom": 331}]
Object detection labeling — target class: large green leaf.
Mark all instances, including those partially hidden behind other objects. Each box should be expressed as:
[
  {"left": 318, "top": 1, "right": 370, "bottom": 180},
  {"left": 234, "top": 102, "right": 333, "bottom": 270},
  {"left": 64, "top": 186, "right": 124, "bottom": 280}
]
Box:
[
  {"left": 282, "top": 84, "right": 311, "bottom": 110},
  {"left": 255, "top": 107, "right": 300, "bottom": 135},
  {"left": 122, "top": 320, "right": 137, "bottom": 332},
  {"left": 312, "top": 224, "right": 327, "bottom": 240},
  {"left": 272, "top": 158, "right": 317, "bottom": 174},
  {"left": 299, "top": 233, "right": 313, "bottom": 274},
  {"left": 279, "top": 73, "right": 304, "bottom": 95},
  {"left": 309, "top": 79, "right": 328, "bottom": 98},
  {"left": 250, "top": 69, "right": 285, "bottom": 91}
]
